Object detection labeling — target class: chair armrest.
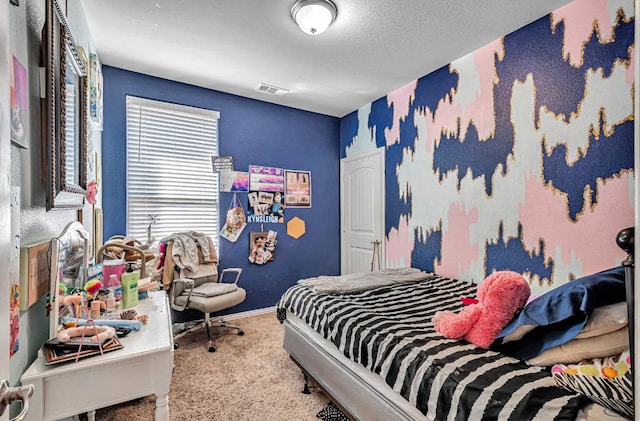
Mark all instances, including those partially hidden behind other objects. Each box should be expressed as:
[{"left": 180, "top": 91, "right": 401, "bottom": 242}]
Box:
[
  {"left": 220, "top": 268, "right": 243, "bottom": 285},
  {"left": 169, "top": 278, "right": 195, "bottom": 312}
]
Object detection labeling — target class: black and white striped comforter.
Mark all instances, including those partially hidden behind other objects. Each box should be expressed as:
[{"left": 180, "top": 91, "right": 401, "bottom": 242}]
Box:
[{"left": 277, "top": 274, "right": 586, "bottom": 421}]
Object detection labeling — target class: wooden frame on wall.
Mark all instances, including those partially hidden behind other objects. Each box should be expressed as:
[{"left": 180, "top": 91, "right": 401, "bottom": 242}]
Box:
[
  {"left": 19, "top": 241, "right": 51, "bottom": 310},
  {"left": 43, "top": 0, "right": 88, "bottom": 210}
]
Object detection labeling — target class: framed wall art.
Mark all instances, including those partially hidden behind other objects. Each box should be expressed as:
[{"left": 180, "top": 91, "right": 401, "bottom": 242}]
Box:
[
  {"left": 89, "top": 52, "right": 103, "bottom": 129},
  {"left": 284, "top": 169, "right": 311, "bottom": 207},
  {"left": 19, "top": 241, "right": 51, "bottom": 310},
  {"left": 10, "top": 55, "right": 28, "bottom": 148}
]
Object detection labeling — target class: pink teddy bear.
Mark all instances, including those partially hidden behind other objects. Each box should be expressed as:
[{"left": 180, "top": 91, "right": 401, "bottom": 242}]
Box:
[{"left": 433, "top": 271, "right": 530, "bottom": 349}]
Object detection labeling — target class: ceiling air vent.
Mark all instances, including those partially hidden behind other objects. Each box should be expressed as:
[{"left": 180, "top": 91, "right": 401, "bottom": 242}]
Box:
[{"left": 256, "top": 82, "right": 289, "bottom": 95}]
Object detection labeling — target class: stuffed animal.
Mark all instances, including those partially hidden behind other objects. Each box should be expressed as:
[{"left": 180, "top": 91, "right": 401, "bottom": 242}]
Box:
[{"left": 433, "top": 271, "right": 530, "bottom": 348}]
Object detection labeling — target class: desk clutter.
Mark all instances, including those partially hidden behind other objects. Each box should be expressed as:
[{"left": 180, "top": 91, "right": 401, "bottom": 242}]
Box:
[
  {"left": 46, "top": 291, "right": 147, "bottom": 365},
  {"left": 22, "top": 289, "right": 174, "bottom": 421},
  {"left": 44, "top": 336, "right": 123, "bottom": 365},
  {"left": 49, "top": 258, "right": 159, "bottom": 365}
]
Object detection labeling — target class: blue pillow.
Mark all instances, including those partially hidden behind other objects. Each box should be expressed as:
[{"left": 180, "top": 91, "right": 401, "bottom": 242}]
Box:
[{"left": 494, "top": 266, "right": 626, "bottom": 361}]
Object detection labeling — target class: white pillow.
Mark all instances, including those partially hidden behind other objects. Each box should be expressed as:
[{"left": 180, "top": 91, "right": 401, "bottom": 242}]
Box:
[
  {"left": 575, "top": 302, "right": 627, "bottom": 339},
  {"left": 527, "top": 327, "right": 628, "bottom": 366}
]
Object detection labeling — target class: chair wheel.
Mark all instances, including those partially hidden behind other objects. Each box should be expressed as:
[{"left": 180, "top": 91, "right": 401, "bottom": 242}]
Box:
[
  {"left": 208, "top": 345, "right": 217, "bottom": 352},
  {"left": 174, "top": 343, "right": 180, "bottom": 350},
  {"left": 238, "top": 330, "right": 244, "bottom": 336}
]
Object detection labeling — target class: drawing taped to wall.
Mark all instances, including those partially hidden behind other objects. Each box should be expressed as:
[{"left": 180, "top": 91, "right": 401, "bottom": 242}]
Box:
[
  {"left": 219, "top": 170, "right": 249, "bottom": 192},
  {"left": 284, "top": 170, "right": 311, "bottom": 207}
]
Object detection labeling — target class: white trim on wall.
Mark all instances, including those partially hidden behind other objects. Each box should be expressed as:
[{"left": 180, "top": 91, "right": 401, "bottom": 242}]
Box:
[{"left": 222, "top": 306, "right": 276, "bottom": 321}]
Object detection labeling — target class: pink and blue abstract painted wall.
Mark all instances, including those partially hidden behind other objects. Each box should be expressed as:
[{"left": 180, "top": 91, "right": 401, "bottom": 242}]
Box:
[{"left": 340, "top": 0, "right": 635, "bottom": 296}]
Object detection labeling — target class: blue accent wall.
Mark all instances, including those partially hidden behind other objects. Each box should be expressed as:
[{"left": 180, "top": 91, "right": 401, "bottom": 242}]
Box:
[{"left": 102, "top": 66, "right": 341, "bottom": 313}]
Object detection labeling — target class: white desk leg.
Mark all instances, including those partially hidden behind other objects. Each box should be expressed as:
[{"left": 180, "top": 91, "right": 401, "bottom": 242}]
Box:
[
  {"left": 155, "top": 393, "right": 169, "bottom": 421},
  {"left": 87, "top": 409, "right": 96, "bottom": 421}
]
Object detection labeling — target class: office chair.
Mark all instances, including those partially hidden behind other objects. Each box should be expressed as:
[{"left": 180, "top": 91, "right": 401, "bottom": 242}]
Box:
[{"left": 162, "top": 234, "right": 246, "bottom": 352}]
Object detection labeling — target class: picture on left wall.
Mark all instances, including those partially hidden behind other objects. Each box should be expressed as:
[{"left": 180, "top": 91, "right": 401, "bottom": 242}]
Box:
[
  {"left": 89, "top": 53, "right": 103, "bottom": 129},
  {"left": 10, "top": 283, "right": 19, "bottom": 356},
  {"left": 10, "top": 55, "right": 28, "bottom": 148}
]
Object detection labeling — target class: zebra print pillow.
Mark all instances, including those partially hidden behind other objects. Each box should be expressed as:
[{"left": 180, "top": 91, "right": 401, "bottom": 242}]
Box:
[{"left": 552, "top": 350, "right": 632, "bottom": 418}]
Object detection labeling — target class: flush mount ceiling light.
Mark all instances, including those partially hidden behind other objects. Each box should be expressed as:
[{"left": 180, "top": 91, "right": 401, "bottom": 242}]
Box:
[{"left": 290, "top": 0, "right": 337, "bottom": 36}]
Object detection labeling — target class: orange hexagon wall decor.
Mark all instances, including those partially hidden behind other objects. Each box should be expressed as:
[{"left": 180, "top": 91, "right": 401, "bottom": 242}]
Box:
[{"left": 287, "top": 216, "right": 306, "bottom": 239}]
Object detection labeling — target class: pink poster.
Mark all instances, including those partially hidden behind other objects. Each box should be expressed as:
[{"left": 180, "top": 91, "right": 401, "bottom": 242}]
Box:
[{"left": 10, "top": 55, "right": 28, "bottom": 148}]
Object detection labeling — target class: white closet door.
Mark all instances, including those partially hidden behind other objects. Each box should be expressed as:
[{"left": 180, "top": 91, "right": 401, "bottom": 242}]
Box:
[{"left": 340, "top": 148, "right": 385, "bottom": 274}]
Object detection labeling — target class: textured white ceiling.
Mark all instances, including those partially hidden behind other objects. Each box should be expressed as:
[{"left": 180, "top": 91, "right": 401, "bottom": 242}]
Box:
[{"left": 80, "top": 0, "right": 572, "bottom": 117}]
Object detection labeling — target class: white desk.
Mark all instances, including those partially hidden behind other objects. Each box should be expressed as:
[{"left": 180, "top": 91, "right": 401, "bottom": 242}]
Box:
[{"left": 21, "top": 291, "right": 174, "bottom": 421}]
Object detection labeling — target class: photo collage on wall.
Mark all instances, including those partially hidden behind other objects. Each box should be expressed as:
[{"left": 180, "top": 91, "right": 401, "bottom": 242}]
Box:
[
  {"left": 246, "top": 165, "right": 285, "bottom": 224},
  {"left": 212, "top": 155, "right": 313, "bottom": 245},
  {"left": 248, "top": 231, "right": 278, "bottom": 265}
]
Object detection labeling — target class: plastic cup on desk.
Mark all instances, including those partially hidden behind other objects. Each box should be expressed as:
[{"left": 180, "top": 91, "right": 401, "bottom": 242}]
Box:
[{"left": 103, "top": 259, "right": 125, "bottom": 288}]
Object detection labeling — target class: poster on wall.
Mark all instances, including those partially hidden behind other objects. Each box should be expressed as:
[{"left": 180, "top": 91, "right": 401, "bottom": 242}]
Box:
[
  {"left": 246, "top": 165, "right": 285, "bottom": 223},
  {"left": 219, "top": 170, "right": 249, "bottom": 192},
  {"left": 10, "top": 55, "right": 28, "bottom": 148},
  {"left": 89, "top": 53, "right": 103, "bottom": 129},
  {"left": 284, "top": 170, "right": 311, "bottom": 207}
]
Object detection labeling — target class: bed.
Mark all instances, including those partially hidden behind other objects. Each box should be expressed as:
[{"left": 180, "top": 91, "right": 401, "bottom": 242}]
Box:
[{"left": 276, "top": 229, "right": 635, "bottom": 421}]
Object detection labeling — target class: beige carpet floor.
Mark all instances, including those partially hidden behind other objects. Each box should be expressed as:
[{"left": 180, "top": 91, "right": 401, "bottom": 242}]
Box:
[{"left": 95, "top": 312, "right": 330, "bottom": 421}]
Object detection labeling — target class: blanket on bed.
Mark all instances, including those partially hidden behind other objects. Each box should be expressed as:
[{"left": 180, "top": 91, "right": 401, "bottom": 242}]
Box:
[
  {"left": 277, "top": 274, "right": 586, "bottom": 421},
  {"left": 297, "top": 267, "right": 435, "bottom": 294}
]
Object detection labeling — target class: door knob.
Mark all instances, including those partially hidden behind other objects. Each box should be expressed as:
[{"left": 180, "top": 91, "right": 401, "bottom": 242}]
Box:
[{"left": 0, "top": 379, "right": 34, "bottom": 421}]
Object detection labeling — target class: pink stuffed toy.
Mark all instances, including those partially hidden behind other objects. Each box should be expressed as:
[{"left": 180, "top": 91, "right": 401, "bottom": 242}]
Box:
[{"left": 433, "top": 271, "right": 530, "bottom": 349}]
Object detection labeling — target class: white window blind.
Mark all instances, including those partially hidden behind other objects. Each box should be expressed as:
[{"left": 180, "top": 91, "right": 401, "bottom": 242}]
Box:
[{"left": 126, "top": 96, "right": 219, "bottom": 248}]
